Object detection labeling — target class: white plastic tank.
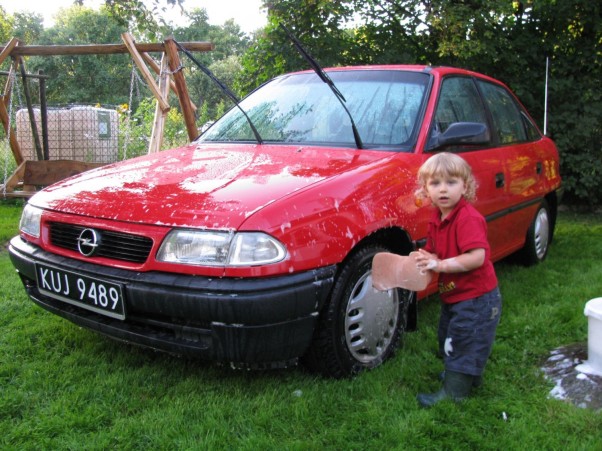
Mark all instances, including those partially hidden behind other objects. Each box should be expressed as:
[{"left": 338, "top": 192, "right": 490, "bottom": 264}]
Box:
[
  {"left": 15, "top": 106, "right": 118, "bottom": 163},
  {"left": 576, "top": 297, "right": 602, "bottom": 376}
]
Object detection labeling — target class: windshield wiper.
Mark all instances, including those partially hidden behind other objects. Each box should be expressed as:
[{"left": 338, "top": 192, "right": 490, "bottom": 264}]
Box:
[
  {"left": 279, "top": 23, "right": 363, "bottom": 149},
  {"left": 173, "top": 40, "right": 263, "bottom": 144}
]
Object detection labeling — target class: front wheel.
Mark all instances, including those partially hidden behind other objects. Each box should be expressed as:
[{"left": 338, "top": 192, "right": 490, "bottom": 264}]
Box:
[
  {"left": 302, "top": 245, "right": 412, "bottom": 378},
  {"left": 520, "top": 200, "right": 552, "bottom": 265}
]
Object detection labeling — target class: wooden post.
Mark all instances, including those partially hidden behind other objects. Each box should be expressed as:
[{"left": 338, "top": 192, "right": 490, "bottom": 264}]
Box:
[
  {"left": 121, "top": 33, "right": 170, "bottom": 113},
  {"left": 2, "top": 60, "right": 15, "bottom": 110},
  {"left": 0, "top": 100, "right": 24, "bottom": 166},
  {"left": 6, "top": 41, "right": 213, "bottom": 57},
  {"left": 17, "top": 57, "right": 44, "bottom": 161},
  {"left": 140, "top": 51, "right": 197, "bottom": 113},
  {"left": 1, "top": 161, "right": 26, "bottom": 194},
  {"left": 39, "top": 70, "right": 49, "bottom": 160},
  {"left": 164, "top": 37, "right": 198, "bottom": 141},
  {"left": 0, "top": 63, "right": 24, "bottom": 166},
  {"left": 148, "top": 55, "right": 170, "bottom": 154},
  {"left": 0, "top": 38, "right": 19, "bottom": 66}
]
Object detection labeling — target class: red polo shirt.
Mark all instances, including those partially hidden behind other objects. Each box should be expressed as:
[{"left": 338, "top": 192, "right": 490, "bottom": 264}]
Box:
[{"left": 424, "top": 198, "right": 498, "bottom": 304}]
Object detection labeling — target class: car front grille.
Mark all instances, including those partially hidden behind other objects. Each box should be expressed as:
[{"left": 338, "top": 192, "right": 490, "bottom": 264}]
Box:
[{"left": 49, "top": 222, "right": 153, "bottom": 263}]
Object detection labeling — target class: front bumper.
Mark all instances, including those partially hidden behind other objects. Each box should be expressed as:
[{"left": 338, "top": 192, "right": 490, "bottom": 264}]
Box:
[{"left": 9, "top": 236, "right": 336, "bottom": 367}]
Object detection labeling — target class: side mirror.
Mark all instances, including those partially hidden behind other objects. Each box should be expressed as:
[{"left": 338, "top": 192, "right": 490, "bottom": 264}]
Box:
[{"left": 427, "top": 122, "right": 490, "bottom": 150}]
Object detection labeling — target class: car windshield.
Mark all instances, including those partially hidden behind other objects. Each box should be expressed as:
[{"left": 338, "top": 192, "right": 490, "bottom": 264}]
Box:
[{"left": 198, "top": 70, "right": 430, "bottom": 150}]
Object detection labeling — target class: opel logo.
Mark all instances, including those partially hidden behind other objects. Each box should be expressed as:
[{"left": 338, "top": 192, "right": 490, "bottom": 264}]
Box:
[{"left": 77, "top": 228, "right": 101, "bottom": 257}]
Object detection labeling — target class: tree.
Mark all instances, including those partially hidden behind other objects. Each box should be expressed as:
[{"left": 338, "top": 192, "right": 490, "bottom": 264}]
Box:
[
  {"left": 166, "top": 9, "right": 250, "bottom": 63},
  {"left": 238, "top": 0, "right": 356, "bottom": 93},
  {"left": 531, "top": 0, "right": 602, "bottom": 205},
  {"left": 85, "top": 0, "right": 184, "bottom": 38},
  {"left": 24, "top": 6, "right": 131, "bottom": 106},
  {"left": 1, "top": 10, "right": 44, "bottom": 44},
  {"left": 1, "top": 7, "right": 45, "bottom": 45},
  {"left": 164, "top": 8, "right": 252, "bottom": 120},
  {"left": 189, "top": 54, "right": 244, "bottom": 121}
]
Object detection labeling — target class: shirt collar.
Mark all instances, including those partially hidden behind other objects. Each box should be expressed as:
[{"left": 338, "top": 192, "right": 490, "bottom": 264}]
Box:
[{"left": 431, "top": 197, "right": 468, "bottom": 226}]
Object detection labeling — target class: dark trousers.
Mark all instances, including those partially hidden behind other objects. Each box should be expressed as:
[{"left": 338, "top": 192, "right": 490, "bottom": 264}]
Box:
[{"left": 438, "top": 286, "right": 502, "bottom": 377}]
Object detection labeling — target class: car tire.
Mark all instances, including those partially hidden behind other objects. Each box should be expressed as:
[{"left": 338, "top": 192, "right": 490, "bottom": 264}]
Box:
[
  {"left": 520, "top": 200, "right": 551, "bottom": 265},
  {"left": 302, "top": 244, "right": 412, "bottom": 378}
]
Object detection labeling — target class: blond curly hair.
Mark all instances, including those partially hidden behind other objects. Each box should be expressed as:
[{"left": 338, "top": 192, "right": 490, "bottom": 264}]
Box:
[{"left": 416, "top": 152, "right": 477, "bottom": 202}]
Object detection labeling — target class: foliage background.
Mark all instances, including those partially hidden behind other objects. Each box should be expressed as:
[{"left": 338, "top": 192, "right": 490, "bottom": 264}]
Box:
[{"left": 1, "top": 0, "right": 600, "bottom": 205}]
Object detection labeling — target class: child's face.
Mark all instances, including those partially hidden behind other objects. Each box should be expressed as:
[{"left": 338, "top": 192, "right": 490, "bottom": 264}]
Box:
[{"left": 424, "top": 174, "right": 467, "bottom": 217}]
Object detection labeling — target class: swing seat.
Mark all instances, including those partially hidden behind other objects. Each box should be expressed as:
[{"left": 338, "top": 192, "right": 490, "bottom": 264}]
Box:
[{"left": 2, "top": 159, "right": 104, "bottom": 198}]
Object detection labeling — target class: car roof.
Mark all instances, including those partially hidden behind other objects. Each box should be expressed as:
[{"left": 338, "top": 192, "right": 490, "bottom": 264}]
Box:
[{"left": 290, "top": 64, "right": 504, "bottom": 86}]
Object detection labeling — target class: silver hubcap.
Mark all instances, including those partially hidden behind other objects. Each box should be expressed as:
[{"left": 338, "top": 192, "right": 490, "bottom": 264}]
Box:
[
  {"left": 344, "top": 272, "right": 399, "bottom": 364},
  {"left": 534, "top": 208, "right": 550, "bottom": 260}
]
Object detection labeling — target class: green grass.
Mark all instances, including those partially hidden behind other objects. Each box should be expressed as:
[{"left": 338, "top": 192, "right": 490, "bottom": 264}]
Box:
[
  {"left": 1, "top": 201, "right": 601, "bottom": 449},
  {"left": 0, "top": 198, "right": 23, "bottom": 246}
]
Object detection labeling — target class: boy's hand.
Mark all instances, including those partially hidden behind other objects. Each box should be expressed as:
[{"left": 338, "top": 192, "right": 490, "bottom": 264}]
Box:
[
  {"left": 415, "top": 248, "right": 486, "bottom": 274},
  {"left": 415, "top": 249, "right": 440, "bottom": 273}
]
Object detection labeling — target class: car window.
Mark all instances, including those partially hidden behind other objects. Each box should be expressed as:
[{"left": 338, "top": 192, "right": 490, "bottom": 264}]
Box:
[
  {"left": 477, "top": 80, "right": 528, "bottom": 145},
  {"left": 432, "top": 77, "right": 488, "bottom": 134},
  {"left": 199, "top": 70, "right": 430, "bottom": 149},
  {"left": 522, "top": 111, "right": 542, "bottom": 141}
]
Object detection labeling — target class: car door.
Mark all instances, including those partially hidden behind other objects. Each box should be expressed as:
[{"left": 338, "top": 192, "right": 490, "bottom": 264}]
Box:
[
  {"left": 475, "top": 79, "right": 547, "bottom": 255},
  {"left": 424, "top": 75, "right": 511, "bottom": 259}
]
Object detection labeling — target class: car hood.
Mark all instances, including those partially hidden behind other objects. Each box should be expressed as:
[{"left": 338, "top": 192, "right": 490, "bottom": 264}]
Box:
[{"left": 30, "top": 143, "right": 391, "bottom": 229}]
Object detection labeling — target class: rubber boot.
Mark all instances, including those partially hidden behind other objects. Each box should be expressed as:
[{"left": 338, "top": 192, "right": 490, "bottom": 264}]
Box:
[
  {"left": 417, "top": 370, "right": 474, "bottom": 408},
  {"left": 439, "top": 370, "right": 482, "bottom": 388}
]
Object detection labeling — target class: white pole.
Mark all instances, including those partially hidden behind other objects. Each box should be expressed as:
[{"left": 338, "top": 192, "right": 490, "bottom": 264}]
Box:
[{"left": 544, "top": 56, "right": 549, "bottom": 136}]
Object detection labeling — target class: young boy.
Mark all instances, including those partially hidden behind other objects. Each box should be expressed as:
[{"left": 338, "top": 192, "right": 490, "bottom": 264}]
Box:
[{"left": 414, "top": 152, "right": 502, "bottom": 408}]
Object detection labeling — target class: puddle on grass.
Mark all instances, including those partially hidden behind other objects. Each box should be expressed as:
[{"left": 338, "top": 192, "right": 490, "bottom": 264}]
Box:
[{"left": 541, "top": 342, "right": 602, "bottom": 412}]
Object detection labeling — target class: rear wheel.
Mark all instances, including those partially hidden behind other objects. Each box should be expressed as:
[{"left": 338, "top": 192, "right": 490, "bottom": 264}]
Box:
[
  {"left": 302, "top": 245, "right": 412, "bottom": 378},
  {"left": 520, "top": 200, "right": 551, "bottom": 265}
]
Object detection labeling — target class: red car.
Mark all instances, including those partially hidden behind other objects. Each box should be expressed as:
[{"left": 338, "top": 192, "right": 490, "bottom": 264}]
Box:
[{"left": 9, "top": 65, "right": 561, "bottom": 377}]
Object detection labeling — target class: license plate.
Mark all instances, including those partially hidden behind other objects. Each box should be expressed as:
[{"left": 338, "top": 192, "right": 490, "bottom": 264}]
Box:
[{"left": 35, "top": 263, "right": 126, "bottom": 320}]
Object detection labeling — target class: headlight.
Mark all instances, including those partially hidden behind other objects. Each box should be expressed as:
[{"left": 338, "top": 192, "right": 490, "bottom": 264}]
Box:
[
  {"left": 228, "top": 233, "right": 287, "bottom": 266},
  {"left": 157, "top": 230, "right": 287, "bottom": 266},
  {"left": 19, "top": 204, "right": 43, "bottom": 238}
]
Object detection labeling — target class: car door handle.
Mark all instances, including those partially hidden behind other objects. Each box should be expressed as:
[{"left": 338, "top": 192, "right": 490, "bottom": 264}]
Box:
[{"left": 495, "top": 172, "right": 505, "bottom": 188}]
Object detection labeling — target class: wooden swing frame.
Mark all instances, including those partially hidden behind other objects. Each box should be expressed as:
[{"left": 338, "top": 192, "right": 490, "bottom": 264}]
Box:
[{"left": 0, "top": 34, "right": 213, "bottom": 197}]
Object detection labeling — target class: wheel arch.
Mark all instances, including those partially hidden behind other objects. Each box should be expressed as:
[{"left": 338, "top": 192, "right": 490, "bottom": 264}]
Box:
[
  {"left": 353, "top": 226, "right": 415, "bottom": 260},
  {"left": 337, "top": 225, "right": 418, "bottom": 330}
]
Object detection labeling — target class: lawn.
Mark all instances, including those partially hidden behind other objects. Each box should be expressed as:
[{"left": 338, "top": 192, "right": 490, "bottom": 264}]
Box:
[{"left": 1, "top": 200, "right": 601, "bottom": 449}]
